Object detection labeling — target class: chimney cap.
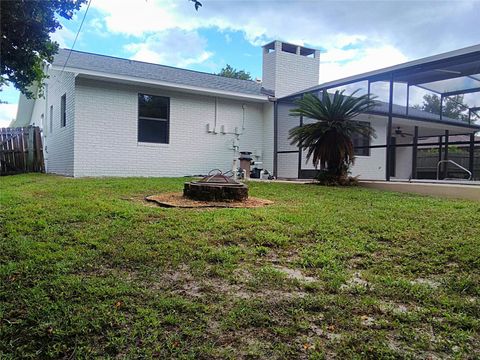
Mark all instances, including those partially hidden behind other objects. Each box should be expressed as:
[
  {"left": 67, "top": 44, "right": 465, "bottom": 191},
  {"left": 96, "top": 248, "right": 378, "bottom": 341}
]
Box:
[{"left": 262, "top": 40, "right": 318, "bottom": 55}]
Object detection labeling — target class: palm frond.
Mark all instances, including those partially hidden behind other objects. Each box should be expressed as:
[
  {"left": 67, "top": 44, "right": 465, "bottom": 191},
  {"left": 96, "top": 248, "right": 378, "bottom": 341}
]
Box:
[{"left": 288, "top": 89, "right": 377, "bottom": 177}]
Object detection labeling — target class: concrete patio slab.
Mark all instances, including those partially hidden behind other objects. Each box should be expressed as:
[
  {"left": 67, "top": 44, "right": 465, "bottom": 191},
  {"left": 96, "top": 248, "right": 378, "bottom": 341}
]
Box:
[{"left": 359, "top": 181, "right": 480, "bottom": 201}]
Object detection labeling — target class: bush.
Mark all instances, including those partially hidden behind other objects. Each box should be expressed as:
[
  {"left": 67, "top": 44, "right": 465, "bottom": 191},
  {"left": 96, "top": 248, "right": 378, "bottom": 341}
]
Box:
[{"left": 314, "top": 168, "right": 358, "bottom": 186}]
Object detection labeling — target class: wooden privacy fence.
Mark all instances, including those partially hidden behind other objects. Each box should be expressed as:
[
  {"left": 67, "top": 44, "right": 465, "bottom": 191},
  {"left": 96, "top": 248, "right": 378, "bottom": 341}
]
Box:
[{"left": 0, "top": 126, "right": 45, "bottom": 175}]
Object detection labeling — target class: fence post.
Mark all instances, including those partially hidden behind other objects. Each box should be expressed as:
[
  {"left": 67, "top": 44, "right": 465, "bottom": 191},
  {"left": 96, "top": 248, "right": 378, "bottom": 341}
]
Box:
[
  {"left": 20, "top": 128, "right": 27, "bottom": 172},
  {"left": 34, "top": 127, "right": 45, "bottom": 172},
  {"left": 26, "top": 126, "right": 35, "bottom": 171}
]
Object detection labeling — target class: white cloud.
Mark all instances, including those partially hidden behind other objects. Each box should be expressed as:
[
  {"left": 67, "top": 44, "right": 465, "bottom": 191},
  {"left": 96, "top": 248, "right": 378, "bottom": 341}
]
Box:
[
  {"left": 320, "top": 45, "right": 409, "bottom": 83},
  {"left": 89, "top": 0, "right": 479, "bottom": 85},
  {"left": 0, "top": 103, "right": 18, "bottom": 127},
  {"left": 90, "top": 0, "right": 480, "bottom": 57},
  {"left": 124, "top": 29, "right": 213, "bottom": 68},
  {"left": 92, "top": 0, "right": 188, "bottom": 36},
  {"left": 320, "top": 48, "right": 360, "bottom": 64},
  {"left": 87, "top": 17, "right": 109, "bottom": 37},
  {"left": 50, "top": 25, "right": 76, "bottom": 48}
]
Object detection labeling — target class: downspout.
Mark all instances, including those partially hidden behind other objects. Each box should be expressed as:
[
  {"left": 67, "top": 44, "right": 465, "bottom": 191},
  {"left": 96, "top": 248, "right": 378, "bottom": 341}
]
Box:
[
  {"left": 241, "top": 103, "right": 246, "bottom": 131},
  {"left": 43, "top": 64, "right": 50, "bottom": 172},
  {"left": 273, "top": 100, "right": 278, "bottom": 178},
  {"left": 214, "top": 97, "right": 218, "bottom": 133}
]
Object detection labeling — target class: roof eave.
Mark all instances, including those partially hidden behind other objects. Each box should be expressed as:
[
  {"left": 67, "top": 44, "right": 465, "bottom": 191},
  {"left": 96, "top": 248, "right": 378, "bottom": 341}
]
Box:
[{"left": 52, "top": 65, "right": 270, "bottom": 102}]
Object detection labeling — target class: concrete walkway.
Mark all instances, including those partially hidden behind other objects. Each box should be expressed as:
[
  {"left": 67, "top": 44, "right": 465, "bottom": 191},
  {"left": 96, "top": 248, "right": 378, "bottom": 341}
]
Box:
[
  {"left": 249, "top": 178, "right": 479, "bottom": 201},
  {"left": 359, "top": 181, "right": 480, "bottom": 201}
]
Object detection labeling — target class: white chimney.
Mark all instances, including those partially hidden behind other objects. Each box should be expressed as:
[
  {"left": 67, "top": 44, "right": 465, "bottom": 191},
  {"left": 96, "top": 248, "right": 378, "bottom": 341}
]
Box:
[{"left": 262, "top": 40, "right": 320, "bottom": 98}]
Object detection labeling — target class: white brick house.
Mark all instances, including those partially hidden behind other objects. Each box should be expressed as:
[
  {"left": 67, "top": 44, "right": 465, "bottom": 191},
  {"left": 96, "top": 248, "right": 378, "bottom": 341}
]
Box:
[{"left": 14, "top": 41, "right": 480, "bottom": 180}]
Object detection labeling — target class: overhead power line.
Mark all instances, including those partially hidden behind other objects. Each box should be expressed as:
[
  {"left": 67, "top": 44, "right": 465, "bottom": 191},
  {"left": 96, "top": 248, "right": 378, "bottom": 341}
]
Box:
[{"left": 61, "top": 0, "right": 93, "bottom": 72}]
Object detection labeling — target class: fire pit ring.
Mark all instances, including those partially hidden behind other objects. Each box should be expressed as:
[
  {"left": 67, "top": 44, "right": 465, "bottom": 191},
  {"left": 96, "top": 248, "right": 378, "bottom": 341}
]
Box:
[{"left": 183, "top": 169, "right": 248, "bottom": 201}]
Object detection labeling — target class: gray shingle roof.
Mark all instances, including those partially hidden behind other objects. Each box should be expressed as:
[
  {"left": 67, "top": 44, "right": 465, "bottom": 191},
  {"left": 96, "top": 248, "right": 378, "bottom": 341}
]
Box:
[{"left": 52, "top": 49, "right": 269, "bottom": 97}]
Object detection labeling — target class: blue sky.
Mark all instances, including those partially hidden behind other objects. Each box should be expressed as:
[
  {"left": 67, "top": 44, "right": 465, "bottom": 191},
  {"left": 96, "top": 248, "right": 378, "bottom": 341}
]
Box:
[{"left": 2, "top": 0, "right": 479, "bottom": 126}]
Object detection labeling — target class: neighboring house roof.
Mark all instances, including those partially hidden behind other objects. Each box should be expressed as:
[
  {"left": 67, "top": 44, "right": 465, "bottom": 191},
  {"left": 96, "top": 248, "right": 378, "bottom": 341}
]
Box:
[
  {"left": 14, "top": 93, "right": 36, "bottom": 127},
  {"left": 51, "top": 49, "right": 272, "bottom": 98}
]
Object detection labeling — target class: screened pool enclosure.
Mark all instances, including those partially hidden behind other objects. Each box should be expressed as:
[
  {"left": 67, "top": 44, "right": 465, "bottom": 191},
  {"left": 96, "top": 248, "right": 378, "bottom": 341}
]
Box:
[{"left": 274, "top": 45, "right": 480, "bottom": 181}]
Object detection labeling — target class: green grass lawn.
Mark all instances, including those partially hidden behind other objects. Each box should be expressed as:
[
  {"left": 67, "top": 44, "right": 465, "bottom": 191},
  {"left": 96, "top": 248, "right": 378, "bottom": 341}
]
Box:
[{"left": 1, "top": 174, "right": 479, "bottom": 359}]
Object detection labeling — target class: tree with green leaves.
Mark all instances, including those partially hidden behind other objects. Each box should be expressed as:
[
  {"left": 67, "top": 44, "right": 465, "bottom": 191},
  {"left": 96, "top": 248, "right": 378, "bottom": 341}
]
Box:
[
  {"left": 1, "top": 0, "right": 87, "bottom": 98},
  {"left": 189, "top": 0, "right": 202, "bottom": 11},
  {"left": 289, "top": 90, "right": 377, "bottom": 183},
  {"left": 415, "top": 94, "right": 469, "bottom": 122},
  {"left": 217, "top": 65, "right": 252, "bottom": 80}
]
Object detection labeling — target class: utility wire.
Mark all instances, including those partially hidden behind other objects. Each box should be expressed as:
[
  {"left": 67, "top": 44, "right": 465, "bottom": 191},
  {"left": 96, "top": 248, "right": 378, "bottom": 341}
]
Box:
[{"left": 61, "top": 0, "right": 93, "bottom": 73}]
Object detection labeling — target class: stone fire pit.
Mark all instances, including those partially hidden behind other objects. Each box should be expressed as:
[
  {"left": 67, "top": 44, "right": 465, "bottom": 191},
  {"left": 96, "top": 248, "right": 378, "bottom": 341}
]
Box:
[{"left": 183, "top": 171, "right": 248, "bottom": 201}]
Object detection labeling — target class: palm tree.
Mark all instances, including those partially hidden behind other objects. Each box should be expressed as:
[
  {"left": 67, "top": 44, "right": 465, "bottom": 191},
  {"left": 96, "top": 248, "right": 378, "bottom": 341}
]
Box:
[{"left": 289, "top": 90, "right": 377, "bottom": 181}]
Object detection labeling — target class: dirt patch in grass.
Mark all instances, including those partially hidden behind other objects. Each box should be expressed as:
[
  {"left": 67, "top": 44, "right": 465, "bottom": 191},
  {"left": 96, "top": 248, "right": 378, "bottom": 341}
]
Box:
[
  {"left": 145, "top": 192, "right": 273, "bottom": 208},
  {"left": 378, "top": 301, "right": 411, "bottom": 315},
  {"left": 340, "top": 271, "right": 372, "bottom": 291},
  {"left": 148, "top": 264, "right": 309, "bottom": 302},
  {"left": 2, "top": 175, "right": 480, "bottom": 359},
  {"left": 410, "top": 278, "right": 441, "bottom": 289},
  {"left": 273, "top": 265, "right": 317, "bottom": 283}
]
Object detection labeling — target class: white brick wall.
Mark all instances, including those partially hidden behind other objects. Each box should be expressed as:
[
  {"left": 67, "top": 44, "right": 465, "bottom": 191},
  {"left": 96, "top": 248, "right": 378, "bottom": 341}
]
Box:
[
  {"left": 349, "top": 115, "right": 387, "bottom": 180},
  {"left": 261, "top": 103, "right": 275, "bottom": 172},
  {"left": 393, "top": 135, "right": 413, "bottom": 179},
  {"left": 262, "top": 41, "right": 320, "bottom": 98},
  {"left": 299, "top": 117, "right": 318, "bottom": 170},
  {"left": 42, "top": 70, "right": 76, "bottom": 176},
  {"left": 73, "top": 78, "right": 267, "bottom": 177},
  {"left": 277, "top": 102, "right": 300, "bottom": 152},
  {"left": 276, "top": 102, "right": 300, "bottom": 177},
  {"left": 262, "top": 50, "right": 276, "bottom": 94},
  {"left": 277, "top": 153, "right": 299, "bottom": 178}
]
